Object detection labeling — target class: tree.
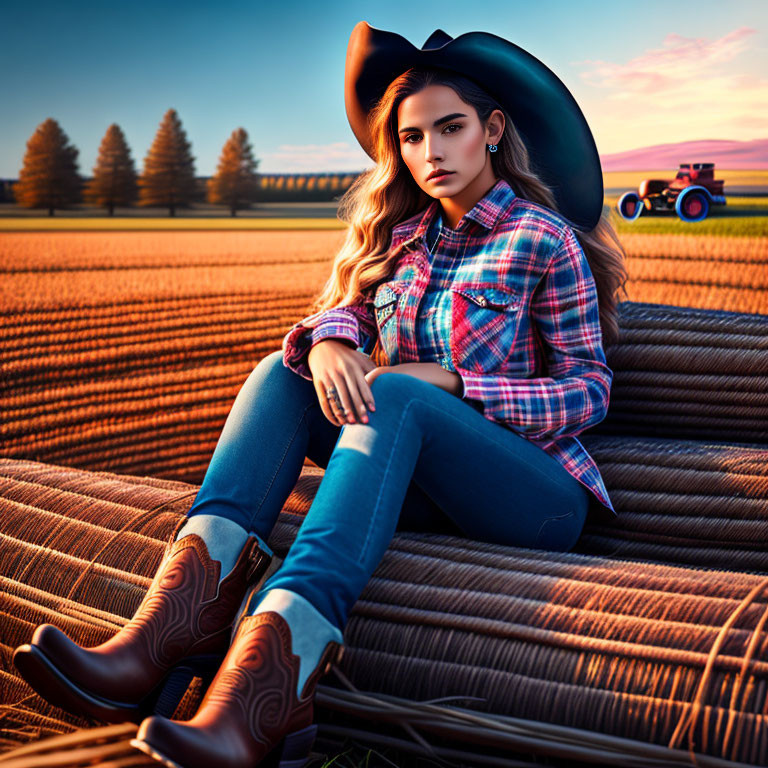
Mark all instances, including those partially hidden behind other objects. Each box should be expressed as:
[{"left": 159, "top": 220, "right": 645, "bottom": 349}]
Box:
[
  {"left": 138, "top": 109, "right": 196, "bottom": 216},
  {"left": 83, "top": 124, "right": 138, "bottom": 215},
  {"left": 13, "top": 118, "right": 82, "bottom": 216},
  {"left": 206, "top": 128, "right": 260, "bottom": 216}
]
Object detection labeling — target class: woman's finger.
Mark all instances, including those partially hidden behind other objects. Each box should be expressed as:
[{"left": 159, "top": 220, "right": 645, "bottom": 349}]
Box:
[
  {"left": 328, "top": 372, "right": 359, "bottom": 424},
  {"left": 317, "top": 378, "right": 343, "bottom": 427},
  {"left": 340, "top": 366, "right": 370, "bottom": 422},
  {"left": 356, "top": 366, "right": 376, "bottom": 413},
  {"left": 322, "top": 374, "right": 351, "bottom": 425}
]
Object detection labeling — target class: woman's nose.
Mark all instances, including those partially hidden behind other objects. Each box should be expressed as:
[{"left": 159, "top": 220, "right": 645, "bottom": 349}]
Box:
[{"left": 424, "top": 134, "right": 443, "bottom": 162}]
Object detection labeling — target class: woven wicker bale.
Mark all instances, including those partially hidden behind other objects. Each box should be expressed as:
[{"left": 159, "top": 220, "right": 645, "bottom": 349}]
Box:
[
  {"left": 2, "top": 292, "right": 768, "bottom": 765},
  {"left": 1, "top": 458, "right": 767, "bottom": 767},
  {"left": 593, "top": 302, "right": 768, "bottom": 443},
  {"left": 575, "top": 436, "right": 768, "bottom": 572}
]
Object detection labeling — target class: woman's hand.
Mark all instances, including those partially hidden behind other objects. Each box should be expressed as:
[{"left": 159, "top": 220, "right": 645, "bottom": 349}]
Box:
[
  {"left": 307, "top": 346, "right": 463, "bottom": 428},
  {"left": 307, "top": 339, "right": 379, "bottom": 426}
]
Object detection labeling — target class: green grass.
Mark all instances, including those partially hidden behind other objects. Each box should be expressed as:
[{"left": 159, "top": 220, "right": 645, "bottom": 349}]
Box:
[
  {"left": 1, "top": 197, "right": 764, "bottom": 236},
  {"left": 603, "top": 196, "right": 768, "bottom": 237},
  {"left": 308, "top": 740, "right": 450, "bottom": 768}
]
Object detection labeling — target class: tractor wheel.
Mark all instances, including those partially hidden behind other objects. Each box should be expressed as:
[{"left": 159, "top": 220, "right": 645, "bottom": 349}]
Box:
[
  {"left": 617, "top": 191, "right": 643, "bottom": 221},
  {"left": 676, "top": 189, "right": 710, "bottom": 222}
]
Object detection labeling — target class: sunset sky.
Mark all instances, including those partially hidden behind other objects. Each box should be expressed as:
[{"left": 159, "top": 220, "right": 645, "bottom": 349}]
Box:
[{"left": 1, "top": 0, "right": 765, "bottom": 178}]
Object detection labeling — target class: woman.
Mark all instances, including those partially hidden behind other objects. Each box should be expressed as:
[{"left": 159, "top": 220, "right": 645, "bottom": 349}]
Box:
[{"left": 14, "top": 21, "right": 628, "bottom": 768}]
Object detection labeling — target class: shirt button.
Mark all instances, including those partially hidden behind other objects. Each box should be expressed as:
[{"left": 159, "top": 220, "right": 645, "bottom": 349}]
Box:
[{"left": 477, "top": 295, "right": 487, "bottom": 306}]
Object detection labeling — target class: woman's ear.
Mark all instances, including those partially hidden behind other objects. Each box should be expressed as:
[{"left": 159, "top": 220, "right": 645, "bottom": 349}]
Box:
[{"left": 486, "top": 109, "right": 505, "bottom": 145}]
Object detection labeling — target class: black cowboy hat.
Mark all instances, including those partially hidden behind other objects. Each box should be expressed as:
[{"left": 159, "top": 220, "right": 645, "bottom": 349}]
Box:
[{"left": 345, "top": 20, "right": 604, "bottom": 232}]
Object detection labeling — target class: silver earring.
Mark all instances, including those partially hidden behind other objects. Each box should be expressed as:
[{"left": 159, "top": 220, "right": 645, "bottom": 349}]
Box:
[{"left": 487, "top": 143, "right": 498, "bottom": 153}]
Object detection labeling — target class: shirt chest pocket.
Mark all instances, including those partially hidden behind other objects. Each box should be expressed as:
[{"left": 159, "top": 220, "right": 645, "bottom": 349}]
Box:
[{"left": 449, "top": 284, "right": 522, "bottom": 373}]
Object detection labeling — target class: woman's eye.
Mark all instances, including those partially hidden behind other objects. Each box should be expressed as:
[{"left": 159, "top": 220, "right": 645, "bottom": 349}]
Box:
[{"left": 403, "top": 124, "right": 461, "bottom": 144}]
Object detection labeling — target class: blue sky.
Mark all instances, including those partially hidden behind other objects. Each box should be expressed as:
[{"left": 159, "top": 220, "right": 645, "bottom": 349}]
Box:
[{"left": 1, "top": 0, "right": 765, "bottom": 178}]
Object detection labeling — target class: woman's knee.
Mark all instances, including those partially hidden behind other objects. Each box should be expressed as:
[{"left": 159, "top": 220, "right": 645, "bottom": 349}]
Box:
[
  {"left": 368, "top": 371, "right": 444, "bottom": 425},
  {"left": 255, "top": 349, "right": 286, "bottom": 375},
  {"left": 366, "top": 372, "right": 442, "bottom": 432},
  {"left": 370, "top": 371, "right": 431, "bottom": 404},
  {"left": 253, "top": 350, "right": 306, "bottom": 386},
  {"left": 243, "top": 350, "right": 315, "bottom": 402}
]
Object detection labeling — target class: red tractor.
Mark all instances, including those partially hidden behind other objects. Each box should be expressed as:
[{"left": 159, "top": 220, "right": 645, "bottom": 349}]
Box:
[{"left": 617, "top": 162, "right": 726, "bottom": 222}]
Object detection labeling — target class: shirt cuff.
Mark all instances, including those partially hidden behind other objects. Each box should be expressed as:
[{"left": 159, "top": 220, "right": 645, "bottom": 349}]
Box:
[
  {"left": 310, "top": 322, "right": 359, "bottom": 348},
  {"left": 458, "top": 371, "right": 484, "bottom": 410},
  {"left": 282, "top": 310, "right": 363, "bottom": 381}
]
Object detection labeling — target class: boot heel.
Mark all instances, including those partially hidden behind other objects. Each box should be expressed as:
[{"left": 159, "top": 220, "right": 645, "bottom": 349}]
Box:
[
  {"left": 277, "top": 723, "right": 318, "bottom": 768},
  {"left": 142, "top": 653, "right": 225, "bottom": 718}
]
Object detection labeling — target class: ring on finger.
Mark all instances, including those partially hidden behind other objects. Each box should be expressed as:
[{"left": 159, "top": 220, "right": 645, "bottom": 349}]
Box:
[
  {"left": 325, "top": 389, "right": 346, "bottom": 414},
  {"left": 329, "top": 394, "right": 344, "bottom": 411}
]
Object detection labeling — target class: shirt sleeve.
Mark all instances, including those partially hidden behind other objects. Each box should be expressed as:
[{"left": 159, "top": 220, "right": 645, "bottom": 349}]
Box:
[
  {"left": 458, "top": 228, "right": 613, "bottom": 442},
  {"left": 282, "top": 300, "right": 378, "bottom": 381}
]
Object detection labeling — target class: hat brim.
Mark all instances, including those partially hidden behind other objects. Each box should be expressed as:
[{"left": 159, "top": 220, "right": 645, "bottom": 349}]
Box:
[{"left": 345, "top": 20, "right": 603, "bottom": 232}]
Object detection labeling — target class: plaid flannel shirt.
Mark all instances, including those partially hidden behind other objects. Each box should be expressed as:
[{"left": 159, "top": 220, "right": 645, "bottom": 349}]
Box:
[{"left": 282, "top": 178, "right": 616, "bottom": 519}]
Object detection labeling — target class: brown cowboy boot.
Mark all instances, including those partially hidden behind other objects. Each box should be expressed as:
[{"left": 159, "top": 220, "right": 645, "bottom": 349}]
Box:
[
  {"left": 131, "top": 587, "right": 345, "bottom": 768},
  {"left": 13, "top": 514, "right": 273, "bottom": 725}
]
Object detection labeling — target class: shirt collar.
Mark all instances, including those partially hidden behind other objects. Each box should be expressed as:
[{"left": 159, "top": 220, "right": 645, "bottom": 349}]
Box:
[{"left": 390, "top": 177, "right": 518, "bottom": 253}]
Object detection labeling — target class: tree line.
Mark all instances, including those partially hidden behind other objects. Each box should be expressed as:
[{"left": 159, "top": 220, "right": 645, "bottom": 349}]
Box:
[{"left": 10, "top": 109, "right": 361, "bottom": 216}]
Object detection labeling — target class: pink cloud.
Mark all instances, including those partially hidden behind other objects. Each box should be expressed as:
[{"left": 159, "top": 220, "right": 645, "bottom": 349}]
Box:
[
  {"left": 576, "top": 26, "right": 757, "bottom": 92},
  {"left": 574, "top": 27, "right": 767, "bottom": 153}
]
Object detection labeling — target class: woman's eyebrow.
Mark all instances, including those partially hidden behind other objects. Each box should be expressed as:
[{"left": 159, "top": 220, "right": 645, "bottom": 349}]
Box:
[{"left": 398, "top": 112, "right": 468, "bottom": 134}]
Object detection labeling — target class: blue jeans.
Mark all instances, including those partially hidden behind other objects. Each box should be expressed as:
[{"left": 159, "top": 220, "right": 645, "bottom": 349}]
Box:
[{"left": 185, "top": 350, "right": 590, "bottom": 632}]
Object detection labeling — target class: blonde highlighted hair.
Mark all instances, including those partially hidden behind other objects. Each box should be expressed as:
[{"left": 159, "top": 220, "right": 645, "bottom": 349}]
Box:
[{"left": 309, "top": 67, "right": 629, "bottom": 349}]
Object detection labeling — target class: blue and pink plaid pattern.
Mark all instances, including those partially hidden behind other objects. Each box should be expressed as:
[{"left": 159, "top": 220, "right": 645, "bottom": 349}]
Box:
[{"left": 282, "top": 178, "right": 616, "bottom": 518}]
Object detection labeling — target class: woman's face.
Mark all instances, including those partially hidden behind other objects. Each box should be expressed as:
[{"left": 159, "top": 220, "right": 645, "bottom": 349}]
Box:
[{"left": 397, "top": 84, "right": 503, "bottom": 199}]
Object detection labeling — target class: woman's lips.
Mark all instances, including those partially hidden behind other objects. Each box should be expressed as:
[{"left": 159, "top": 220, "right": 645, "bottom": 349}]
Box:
[{"left": 428, "top": 172, "right": 454, "bottom": 183}]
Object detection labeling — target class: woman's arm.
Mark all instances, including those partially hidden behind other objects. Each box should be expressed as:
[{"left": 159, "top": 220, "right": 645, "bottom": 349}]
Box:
[
  {"left": 366, "top": 362, "right": 463, "bottom": 396},
  {"left": 282, "top": 300, "right": 378, "bottom": 380},
  {"left": 457, "top": 229, "right": 613, "bottom": 442}
]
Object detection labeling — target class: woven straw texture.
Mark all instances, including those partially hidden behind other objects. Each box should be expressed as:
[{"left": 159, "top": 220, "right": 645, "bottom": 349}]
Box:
[
  {"left": 0, "top": 301, "right": 767, "bottom": 766},
  {"left": 0, "top": 457, "right": 767, "bottom": 767}
]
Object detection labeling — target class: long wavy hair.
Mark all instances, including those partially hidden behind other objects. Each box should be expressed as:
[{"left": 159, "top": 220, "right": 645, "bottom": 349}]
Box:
[{"left": 309, "top": 67, "right": 629, "bottom": 349}]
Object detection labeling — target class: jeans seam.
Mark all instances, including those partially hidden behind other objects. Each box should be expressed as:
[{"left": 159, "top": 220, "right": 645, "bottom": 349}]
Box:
[
  {"left": 534, "top": 509, "right": 576, "bottom": 547},
  {"left": 358, "top": 399, "right": 416, "bottom": 566}
]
